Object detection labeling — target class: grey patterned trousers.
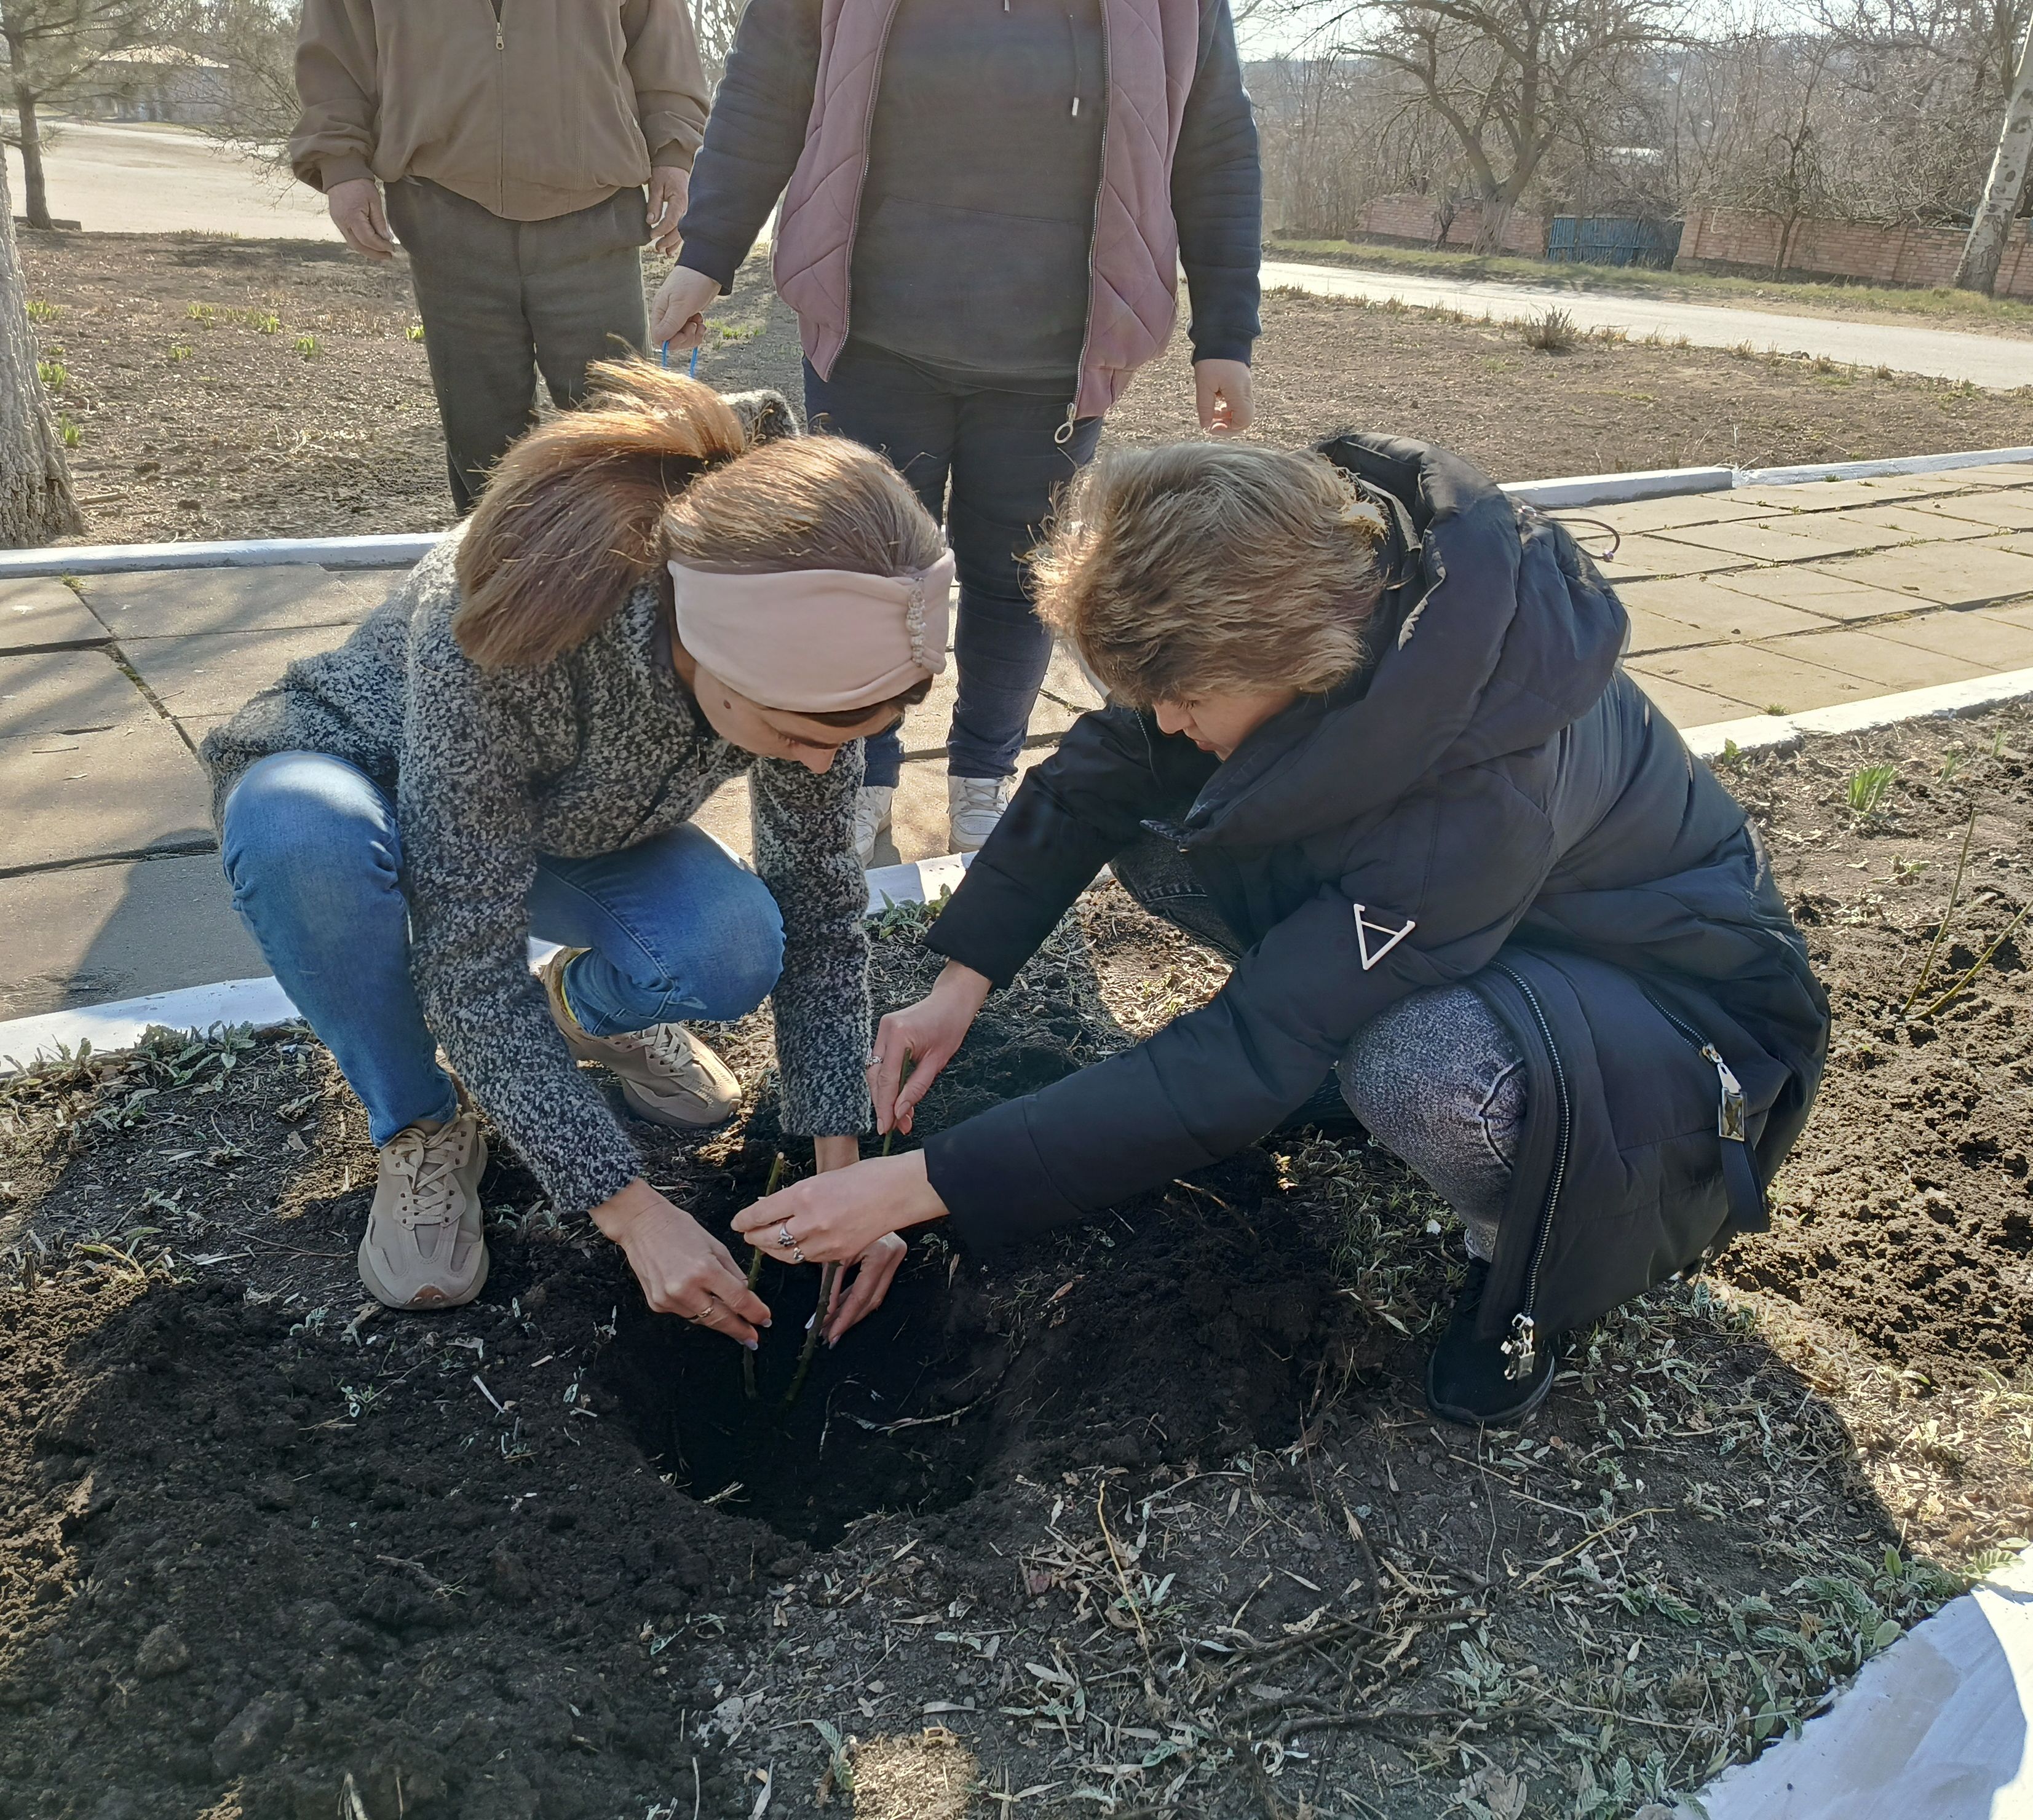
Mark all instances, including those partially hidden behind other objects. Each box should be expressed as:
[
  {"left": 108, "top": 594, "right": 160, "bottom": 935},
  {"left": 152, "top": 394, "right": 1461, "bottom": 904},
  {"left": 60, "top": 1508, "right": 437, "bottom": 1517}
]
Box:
[{"left": 1113, "top": 833, "right": 1523, "bottom": 1258}]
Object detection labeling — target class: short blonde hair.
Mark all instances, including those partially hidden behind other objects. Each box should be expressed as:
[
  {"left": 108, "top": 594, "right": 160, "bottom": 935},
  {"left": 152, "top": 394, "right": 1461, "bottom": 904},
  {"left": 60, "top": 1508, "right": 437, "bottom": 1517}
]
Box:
[{"left": 1031, "top": 443, "right": 1389, "bottom": 707}]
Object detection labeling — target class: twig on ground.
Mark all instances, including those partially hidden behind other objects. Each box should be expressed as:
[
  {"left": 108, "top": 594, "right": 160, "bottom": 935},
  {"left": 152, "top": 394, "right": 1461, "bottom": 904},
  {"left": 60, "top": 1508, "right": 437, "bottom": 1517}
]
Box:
[{"left": 1915, "top": 900, "right": 2032, "bottom": 1021}]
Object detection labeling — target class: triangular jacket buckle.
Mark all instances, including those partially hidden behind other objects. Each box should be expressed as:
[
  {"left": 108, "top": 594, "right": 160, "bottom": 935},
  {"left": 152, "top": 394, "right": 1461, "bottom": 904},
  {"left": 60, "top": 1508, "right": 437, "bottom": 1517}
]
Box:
[{"left": 1352, "top": 903, "right": 1416, "bottom": 971}]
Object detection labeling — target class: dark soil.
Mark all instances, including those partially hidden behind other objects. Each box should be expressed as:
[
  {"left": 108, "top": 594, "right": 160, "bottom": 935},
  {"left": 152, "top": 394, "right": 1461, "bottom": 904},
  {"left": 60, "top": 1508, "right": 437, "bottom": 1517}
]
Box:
[
  {"left": 19, "top": 230, "right": 2033, "bottom": 550},
  {"left": 2, "top": 710, "right": 2031, "bottom": 1820}
]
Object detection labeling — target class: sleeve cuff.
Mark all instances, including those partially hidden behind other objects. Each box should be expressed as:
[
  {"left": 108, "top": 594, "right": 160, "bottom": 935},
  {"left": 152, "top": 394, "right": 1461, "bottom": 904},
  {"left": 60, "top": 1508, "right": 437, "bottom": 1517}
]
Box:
[
  {"left": 677, "top": 240, "right": 743, "bottom": 293},
  {"left": 649, "top": 141, "right": 695, "bottom": 170},
  {"left": 1191, "top": 338, "right": 1254, "bottom": 366},
  {"left": 317, "top": 155, "right": 375, "bottom": 192}
]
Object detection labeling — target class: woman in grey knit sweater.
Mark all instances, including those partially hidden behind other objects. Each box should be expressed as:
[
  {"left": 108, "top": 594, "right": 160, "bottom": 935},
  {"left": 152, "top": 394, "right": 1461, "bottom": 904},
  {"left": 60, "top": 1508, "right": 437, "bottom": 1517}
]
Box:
[{"left": 202, "top": 365, "right": 949, "bottom": 1345}]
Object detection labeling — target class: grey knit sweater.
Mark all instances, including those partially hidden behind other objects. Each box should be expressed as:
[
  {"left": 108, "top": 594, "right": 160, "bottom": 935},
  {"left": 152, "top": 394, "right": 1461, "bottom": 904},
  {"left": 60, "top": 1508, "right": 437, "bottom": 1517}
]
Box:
[{"left": 200, "top": 534, "right": 871, "bottom": 1216}]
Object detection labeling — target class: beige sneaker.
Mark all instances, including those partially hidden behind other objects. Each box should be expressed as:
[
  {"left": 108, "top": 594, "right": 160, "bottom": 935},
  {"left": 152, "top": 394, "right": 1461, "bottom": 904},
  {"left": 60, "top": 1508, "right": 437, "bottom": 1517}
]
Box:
[
  {"left": 358, "top": 1106, "right": 489, "bottom": 1310},
  {"left": 948, "top": 774, "right": 1012, "bottom": 853},
  {"left": 541, "top": 948, "right": 742, "bottom": 1129},
  {"left": 852, "top": 784, "right": 895, "bottom": 868}
]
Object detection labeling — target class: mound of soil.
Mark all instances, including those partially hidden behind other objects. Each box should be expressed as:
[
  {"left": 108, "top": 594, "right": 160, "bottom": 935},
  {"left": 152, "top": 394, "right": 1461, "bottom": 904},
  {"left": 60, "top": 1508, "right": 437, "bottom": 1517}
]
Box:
[{"left": 2, "top": 711, "right": 2030, "bottom": 1820}]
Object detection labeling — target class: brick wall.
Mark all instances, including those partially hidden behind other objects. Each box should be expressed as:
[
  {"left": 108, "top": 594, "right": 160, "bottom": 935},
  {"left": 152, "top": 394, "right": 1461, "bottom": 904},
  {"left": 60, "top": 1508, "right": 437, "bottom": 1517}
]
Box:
[
  {"left": 1677, "top": 206, "right": 2033, "bottom": 300},
  {"left": 1354, "top": 193, "right": 1549, "bottom": 259}
]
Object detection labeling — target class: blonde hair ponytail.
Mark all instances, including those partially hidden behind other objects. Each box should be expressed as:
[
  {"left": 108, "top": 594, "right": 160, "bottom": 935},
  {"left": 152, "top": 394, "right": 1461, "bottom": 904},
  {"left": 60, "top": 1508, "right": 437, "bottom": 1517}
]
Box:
[{"left": 453, "top": 361, "right": 747, "bottom": 670}]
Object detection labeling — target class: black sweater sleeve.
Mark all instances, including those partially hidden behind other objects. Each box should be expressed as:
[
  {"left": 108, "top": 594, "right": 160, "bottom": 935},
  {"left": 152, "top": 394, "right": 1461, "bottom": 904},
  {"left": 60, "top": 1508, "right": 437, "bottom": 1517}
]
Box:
[
  {"left": 673, "top": 0, "right": 822, "bottom": 291},
  {"left": 1175, "top": 0, "right": 1261, "bottom": 365}
]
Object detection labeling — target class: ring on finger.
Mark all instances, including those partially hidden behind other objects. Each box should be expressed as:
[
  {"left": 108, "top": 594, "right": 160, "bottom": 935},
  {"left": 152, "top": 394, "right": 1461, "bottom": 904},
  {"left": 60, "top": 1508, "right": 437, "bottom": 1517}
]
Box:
[
  {"left": 777, "top": 1221, "right": 807, "bottom": 1266},
  {"left": 687, "top": 1292, "right": 721, "bottom": 1326}
]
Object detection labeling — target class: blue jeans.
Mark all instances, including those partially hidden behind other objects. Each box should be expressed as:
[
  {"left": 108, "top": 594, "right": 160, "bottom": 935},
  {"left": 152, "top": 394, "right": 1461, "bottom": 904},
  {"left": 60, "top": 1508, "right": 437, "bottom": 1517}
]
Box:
[
  {"left": 220, "top": 753, "right": 784, "bottom": 1146},
  {"left": 804, "top": 341, "right": 1104, "bottom": 786}
]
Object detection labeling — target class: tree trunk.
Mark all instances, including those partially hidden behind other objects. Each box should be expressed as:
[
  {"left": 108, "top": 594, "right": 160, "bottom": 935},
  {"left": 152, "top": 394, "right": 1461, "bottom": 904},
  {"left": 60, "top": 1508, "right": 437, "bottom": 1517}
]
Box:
[
  {"left": 1957, "top": 14, "right": 2033, "bottom": 295},
  {"left": 0, "top": 151, "right": 79, "bottom": 544},
  {"left": 13, "top": 81, "right": 49, "bottom": 232}
]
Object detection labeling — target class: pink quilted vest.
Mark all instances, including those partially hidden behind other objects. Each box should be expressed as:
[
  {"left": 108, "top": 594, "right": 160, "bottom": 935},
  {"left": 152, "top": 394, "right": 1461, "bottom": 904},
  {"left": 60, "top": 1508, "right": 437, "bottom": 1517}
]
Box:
[{"left": 773, "top": 0, "right": 1201, "bottom": 421}]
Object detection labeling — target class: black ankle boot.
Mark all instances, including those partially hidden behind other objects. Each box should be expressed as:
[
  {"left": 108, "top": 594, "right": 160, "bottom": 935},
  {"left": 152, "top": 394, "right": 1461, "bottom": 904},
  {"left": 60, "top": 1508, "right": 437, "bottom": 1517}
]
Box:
[{"left": 1424, "top": 1259, "right": 1556, "bottom": 1426}]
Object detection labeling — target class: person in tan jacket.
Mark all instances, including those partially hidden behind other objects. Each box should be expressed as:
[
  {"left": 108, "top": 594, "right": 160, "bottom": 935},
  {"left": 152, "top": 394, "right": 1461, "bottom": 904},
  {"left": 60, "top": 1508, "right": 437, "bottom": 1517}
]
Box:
[{"left": 290, "top": 1, "right": 711, "bottom": 512}]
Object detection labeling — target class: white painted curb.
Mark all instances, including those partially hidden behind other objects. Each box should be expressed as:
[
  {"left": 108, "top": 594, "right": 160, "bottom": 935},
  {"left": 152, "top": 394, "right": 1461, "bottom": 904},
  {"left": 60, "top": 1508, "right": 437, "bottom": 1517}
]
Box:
[
  {"left": 0, "top": 453, "right": 2020, "bottom": 584},
  {"left": 1504, "top": 466, "right": 1734, "bottom": 509},
  {"left": 0, "top": 855, "right": 972, "bottom": 1072},
  {"left": 1681, "top": 666, "right": 2033, "bottom": 759},
  {"left": 1740, "top": 445, "right": 2033, "bottom": 487},
  {"left": 0, "top": 531, "right": 442, "bottom": 580},
  {"left": 1677, "top": 1546, "right": 2033, "bottom": 1820}
]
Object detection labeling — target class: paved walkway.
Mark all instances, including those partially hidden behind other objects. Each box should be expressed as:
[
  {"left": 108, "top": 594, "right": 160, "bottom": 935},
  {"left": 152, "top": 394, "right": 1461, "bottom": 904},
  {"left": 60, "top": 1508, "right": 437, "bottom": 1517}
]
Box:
[
  {"left": 1261, "top": 258, "right": 2033, "bottom": 391},
  {"left": 3, "top": 457, "right": 2031, "bottom": 1022},
  {"left": 7, "top": 119, "right": 336, "bottom": 241}
]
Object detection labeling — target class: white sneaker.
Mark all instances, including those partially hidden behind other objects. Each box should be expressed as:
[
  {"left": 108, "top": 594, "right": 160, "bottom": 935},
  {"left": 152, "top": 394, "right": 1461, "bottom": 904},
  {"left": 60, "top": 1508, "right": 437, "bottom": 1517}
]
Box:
[
  {"left": 852, "top": 785, "right": 895, "bottom": 868},
  {"left": 947, "top": 775, "right": 1012, "bottom": 853}
]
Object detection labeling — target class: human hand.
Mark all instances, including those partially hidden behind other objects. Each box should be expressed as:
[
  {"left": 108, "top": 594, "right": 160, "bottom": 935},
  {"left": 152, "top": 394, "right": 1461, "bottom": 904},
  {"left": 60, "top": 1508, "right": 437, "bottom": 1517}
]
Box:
[
  {"left": 592, "top": 1176, "right": 772, "bottom": 1345},
  {"left": 735, "top": 1149, "right": 945, "bottom": 1267},
  {"left": 327, "top": 178, "right": 395, "bottom": 260},
  {"left": 870, "top": 960, "right": 992, "bottom": 1136},
  {"left": 647, "top": 166, "right": 690, "bottom": 256},
  {"left": 649, "top": 262, "right": 721, "bottom": 352},
  {"left": 1194, "top": 358, "right": 1253, "bottom": 434}
]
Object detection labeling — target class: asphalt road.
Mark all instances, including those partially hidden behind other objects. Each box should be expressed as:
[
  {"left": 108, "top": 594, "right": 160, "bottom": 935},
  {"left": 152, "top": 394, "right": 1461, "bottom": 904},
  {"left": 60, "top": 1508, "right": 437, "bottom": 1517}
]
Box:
[
  {"left": 7, "top": 122, "right": 2027, "bottom": 389},
  {"left": 1261, "top": 258, "right": 2033, "bottom": 392}
]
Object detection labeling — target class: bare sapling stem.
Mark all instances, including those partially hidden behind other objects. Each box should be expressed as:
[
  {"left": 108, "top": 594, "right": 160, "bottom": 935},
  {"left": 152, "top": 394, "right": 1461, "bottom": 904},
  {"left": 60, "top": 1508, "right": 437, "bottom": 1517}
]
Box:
[
  {"left": 742, "top": 1151, "right": 788, "bottom": 1401},
  {"left": 782, "top": 1262, "right": 838, "bottom": 1413},
  {"left": 1905, "top": 806, "right": 1978, "bottom": 1015},
  {"left": 1915, "top": 900, "right": 2033, "bottom": 1021}
]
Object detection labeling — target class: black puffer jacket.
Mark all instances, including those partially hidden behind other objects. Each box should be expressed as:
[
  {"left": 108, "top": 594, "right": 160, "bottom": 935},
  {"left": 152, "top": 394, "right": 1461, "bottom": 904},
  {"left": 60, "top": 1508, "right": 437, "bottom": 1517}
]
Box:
[{"left": 920, "top": 433, "right": 1830, "bottom": 1348}]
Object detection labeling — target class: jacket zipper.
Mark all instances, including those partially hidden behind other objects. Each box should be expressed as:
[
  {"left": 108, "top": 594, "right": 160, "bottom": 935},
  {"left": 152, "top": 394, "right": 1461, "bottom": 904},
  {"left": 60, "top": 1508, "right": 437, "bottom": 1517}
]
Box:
[
  {"left": 491, "top": 1, "right": 505, "bottom": 212},
  {"left": 1490, "top": 962, "right": 1571, "bottom": 1383},
  {"left": 837, "top": 1, "right": 905, "bottom": 362},
  {"left": 1653, "top": 1005, "right": 1748, "bottom": 1142},
  {"left": 1062, "top": 0, "right": 1109, "bottom": 445}
]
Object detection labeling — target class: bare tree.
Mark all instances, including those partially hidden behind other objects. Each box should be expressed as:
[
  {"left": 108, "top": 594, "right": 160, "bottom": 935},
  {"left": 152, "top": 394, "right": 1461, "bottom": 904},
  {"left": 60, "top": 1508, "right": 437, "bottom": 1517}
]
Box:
[
  {"left": 1325, "top": 0, "right": 1679, "bottom": 250},
  {"left": 171, "top": 0, "right": 295, "bottom": 156},
  {"left": 1956, "top": 6, "right": 2032, "bottom": 287},
  {"left": 1, "top": 0, "right": 169, "bottom": 228},
  {"left": 0, "top": 143, "right": 76, "bottom": 541}
]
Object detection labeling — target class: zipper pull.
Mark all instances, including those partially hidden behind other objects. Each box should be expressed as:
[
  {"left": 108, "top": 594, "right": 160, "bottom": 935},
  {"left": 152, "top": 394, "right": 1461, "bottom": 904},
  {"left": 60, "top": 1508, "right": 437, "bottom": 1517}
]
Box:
[
  {"left": 1055, "top": 403, "right": 1077, "bottom": 446},
  {"left": 496, "top": 18, "right": 505, "bottom": 49},
  {"left": 1501, "top": 1312, "right": 1537, "bottom": 1382},
  {"left": 1700, "top": 1043, "right": 1746, "bottom": 1141}
]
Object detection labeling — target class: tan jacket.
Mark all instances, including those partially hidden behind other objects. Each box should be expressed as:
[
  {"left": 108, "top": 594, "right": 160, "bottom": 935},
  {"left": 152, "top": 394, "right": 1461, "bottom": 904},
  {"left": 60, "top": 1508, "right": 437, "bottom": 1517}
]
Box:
[{"left": 290, "top": 0, "right": 710, "bottom": 223}]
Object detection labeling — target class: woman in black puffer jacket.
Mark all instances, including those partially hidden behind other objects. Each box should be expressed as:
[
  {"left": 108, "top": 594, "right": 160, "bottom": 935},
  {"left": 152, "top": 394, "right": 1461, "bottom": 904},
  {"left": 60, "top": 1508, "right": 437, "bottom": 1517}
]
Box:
[{"left": 733, "top": 432, "right": 1831, "bottom": 1426}]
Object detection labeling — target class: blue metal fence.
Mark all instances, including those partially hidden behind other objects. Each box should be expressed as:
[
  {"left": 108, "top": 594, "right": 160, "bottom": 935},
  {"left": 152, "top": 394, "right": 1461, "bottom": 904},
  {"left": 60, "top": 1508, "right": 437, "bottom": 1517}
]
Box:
[{"left": 1547, "top": 216, "right": 1684, "bottom": 269}]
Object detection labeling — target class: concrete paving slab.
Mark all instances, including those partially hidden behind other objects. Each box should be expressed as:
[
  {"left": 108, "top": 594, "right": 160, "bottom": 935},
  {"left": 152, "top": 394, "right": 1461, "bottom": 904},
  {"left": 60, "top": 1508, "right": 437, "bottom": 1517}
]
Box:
[
  {"left": 1616, "top": 577, "right": 1830, "bottom": 640},
  {"left": 1595, "top": 536, "right": 1751, "bottom": 581},
  {"left": 0, "top": 647, "right": 150, "bottom": 738},
  {"left": 1678, "top": 1548, "right": 2033, "bottom": 1820},
  {"left": 1625, "top": 606, "right": 1709, "bottom": 655},
  {"left": 1938, "top": 462, "right": 2033, "bottom": 486},
  {"left": 1726, "top": 475, "right": 2000, "bottom": 513},
  {"left": 1553, "top": 494, "right": 1766, "bottom": 536},
  {"left": 77, "top": 565, "right": 387, "bottom": 639},
  {"left": 1984, "top": 599, "right": 2033, "bottom": 630},
  {"left": 1628, "top": 643, "right": 1879, "bottom": 714},
  {"left": 1734, "top": 513, "right": 1928, "bottom": 557},
  {"left": 1708, "top": 566, "right": 1937, "bottom": 623},
  {"left": 1758, "top": 627, "right": 1989, "bottom": 690},
  {"left": 0, "top": 718, "right": 213, "bottom": 871},
  {"left": 1899, "top": 490, "right": 2033, "bottom": 533},
  {"left": 1652, "top": 518, "right": 1883, "bottom": 564},
  {"left": 0, "top": 578, "right": 105, "bottom": 654},
  {"left": 1623, "top": 669, "right": 1758, "bottom": 726},
  {"left": 118, "top": 626, "right": 351, "bottom": 723},
  {"left": 1812, "top": 540, "right": 2033, "bottom": 608},
  {"left": 0, "top": 852, "right": 260, "bottom": 1019},
  {"left": 1839, "top": 504, "right": 1998, "bottom": 544},
  {"left": 1863, "top": 609, "right": 2033, "bottom": 669}
]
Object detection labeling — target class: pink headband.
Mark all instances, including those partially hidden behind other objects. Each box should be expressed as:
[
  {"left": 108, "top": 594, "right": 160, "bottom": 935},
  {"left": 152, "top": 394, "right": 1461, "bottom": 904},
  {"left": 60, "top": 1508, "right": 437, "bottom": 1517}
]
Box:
[{"left": 669, "top": 552, "right": 954, "bottom": 713}]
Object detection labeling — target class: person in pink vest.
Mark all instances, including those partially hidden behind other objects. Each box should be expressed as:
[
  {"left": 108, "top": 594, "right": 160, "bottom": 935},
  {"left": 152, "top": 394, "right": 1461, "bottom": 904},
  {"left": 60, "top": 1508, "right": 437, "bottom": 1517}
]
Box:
[{"left": 650, "top": 0, "right": 1262, "bottom": 864}]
